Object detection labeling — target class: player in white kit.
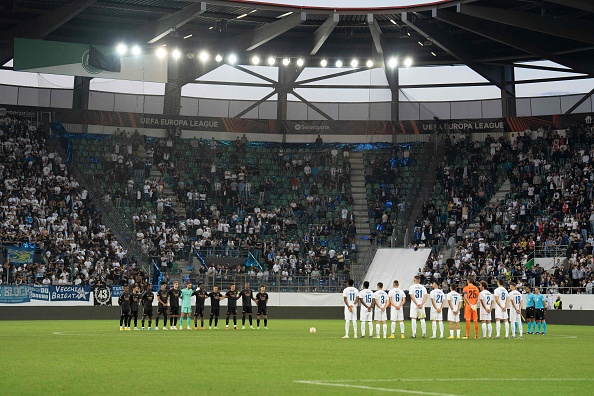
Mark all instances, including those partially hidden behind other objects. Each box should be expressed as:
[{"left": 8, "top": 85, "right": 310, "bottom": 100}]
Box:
[
  {"left": 342, "top": 279, "right": 358, "bottom": 339},
  {"left": 493, "top": 279, "right": 510, "bottom": 339},
  {"left": 429, "top": 281, "right": 445, "bottom": 339},
  {"left": 409, "top": 275, "right": 428, "bottom": 338},
  {"left": 373, "top": 282, "right": 389, "bottom": 338},
  {"left": 358, "top": 281, "right": 374, "bottom": 338},
  {"left": 387, "top": 280, "right": 406, "bottom": 339},
  {"left": 508, "top": 282, "right": 523, "bottom": 339},
  {"left": 479, "top": 281, "right": 493, "bottom": 339},
  {"left": 447, "top": 284, "right": 462, "bottom": 339}
]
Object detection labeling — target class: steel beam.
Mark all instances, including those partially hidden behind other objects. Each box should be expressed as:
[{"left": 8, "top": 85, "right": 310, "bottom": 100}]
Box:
[
  {"left": 544, "top": 0, "right": 594, "bottom": 13},
  {"left": 565, "top": 88, "right": 594, "bottom": 114},
  {"left": 460, "top": 4, "right": 594, "bottom": 45},
  {"left": 310, "top": 14, "right": 339, "bottom": 55},
  {"left": 291, "top": 90, "right": 334, "bottom": 121},
  {"left": 368, "top": 14, "right": 384, "bottom": 54},
  {"left": 136, "top": 2, "right": 206, "bottom": 44},
  {"left": 234, "top": 91, "right": 277, "bottom": 118}
]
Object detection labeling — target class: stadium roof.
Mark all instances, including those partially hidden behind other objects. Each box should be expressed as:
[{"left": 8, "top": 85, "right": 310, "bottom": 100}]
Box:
[{"left": 2, "top": 0, "right": 594, "bottom": 81}]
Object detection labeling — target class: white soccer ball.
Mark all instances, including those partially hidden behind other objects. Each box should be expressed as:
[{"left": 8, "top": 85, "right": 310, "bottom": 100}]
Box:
[{"left": 309, "top": 327, "right": 316, "bottom": 334}]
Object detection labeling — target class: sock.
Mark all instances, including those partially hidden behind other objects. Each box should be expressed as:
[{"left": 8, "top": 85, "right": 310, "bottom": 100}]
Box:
[
  {"left": 391, "top": 322, "right": 396, "bottom": 335},
  {"left": 227, "top": 316, "right": 230, "bottom": 326},
  {"left": 149, "top": 320, "right": 152, "bottom": 327},
  {"left": 264, "top": 318, "right": 267, "bottom": 327},
  {"left": 482, "top": 323, "right": 487, "bottom": 337},
  {"left": 432, "top": 321, "right": 437, "bottom": 337},
  {"left": 519, "top": 321, "right": 523, "bottom": 336},
  {"left": 353, "top": 321, "right": 357, "bottom": 337},
  {"left": 163, "top": 316, "right": 167, "bottom": 326},
  {"left": 134, "top": 316, "right": 137, "bottom": 327},
  {"left": 174, "top": 317, "right": 178, "bottom": 327},
  {"left": 399, "top": 322, "right": 405, "bottom": 335},
  {"left": 195, "top": 318, "right": 198, "bottom": 327},
  {"left": 170, "top": 318, "right": 173, "bottom": 326},
  {"left": 456, "top": 329, "right": 461, "bottom": 338},
  {"left": 465, "top": 321, "right": 470, "bottom": 337},
  {"left": 439, "top": 322, "right": 444, "bottom": 337},
  {"left": 156, "top": 318, "right": 159, "bottom": 327},
  {"left": 187, "top": 318, "right": 191, "bottom": 327},
  {"left": 369, "top": 322, "right": 373, "bottom": 336},
  {"left": 420, "top": 319, "right": 426, "bottom": 335},
  {"left": 504, "top": 322, "right": 509, "bottom": 337},
  {"left": 450, "top": 329, "right": 454, "bottom": 337},
  {"left": 249, "top": 315, "right": 253, "bottom": 325},
  {"left": 474, "top": 321, "right": 479, "bottom": 337},
  {"left": 242, "top": 315, "right": 246, "bottom": 325},
  {"left": 488, "top": 323, "right": 492, "bottom": 337},
  {"left": 361, "top": 321, "right": 366, "bottom": 337},
  {"left": 120, "top": 315, "right": 124, "bottom": 326},
  {"left": 201, "top": 318, "right": 204, "bottom": 327},
  {"left": 257, "top": 319, "right": 260, "bottom": 327},
  {"left": 412, "top": 319, "right": 417, "bottom": 336},
  {"left": 345, "top": 321, "right": 350, "bottom": 336},
  {"left": 376, "top": 323, "right": 380, "bottom": 336},
  {"left": 233, "top": 316, "right": 237, "bottom": 326},
  {"left": 514, "top": 322, "right": 518, "bottom": 333},
  {"left": 496, "top": 321, "right": 501, "bottom": 337},
  {"left": 142, "top": 319, "right": 145, "bottom": 327},
  {"left": 215, "top": 317, "right": 219, "bottom": 327},
  {"left": 209, "top": 316, "right": 213, "bottom": 326},
  {"left": 543, "top": 321, "right": 547, "bottom": 334},
  {"left": 382, "top": 323, "right": 387, "bottom": 337}
]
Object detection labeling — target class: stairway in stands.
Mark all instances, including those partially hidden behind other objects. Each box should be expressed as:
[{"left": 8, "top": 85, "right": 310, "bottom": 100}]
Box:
[
  {"left": 464, "top": 179, "right": 510, "bottom": 238},
  {"left": 348, "top": 151, "right": 372, "bottom": 281}
]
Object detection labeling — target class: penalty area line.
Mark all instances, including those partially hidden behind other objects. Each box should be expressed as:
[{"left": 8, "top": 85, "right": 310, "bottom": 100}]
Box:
[{"left": 294, "top": 380, "right": 460, "bottom": 396}]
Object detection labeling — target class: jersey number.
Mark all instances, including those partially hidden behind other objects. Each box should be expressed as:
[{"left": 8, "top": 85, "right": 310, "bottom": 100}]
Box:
[
  {"left": 394, "top": 294, "right": 400, "bottom": 303},
  {"left": 501, "top": 293, "right": 506, "bottom": 300},
  {"left": 486, "top": 296, "right": 491, "bottom": 304},
  {"left": 349, "top": 292, "right": 356, "bottom": 301},
  {"left": 453, "top": 297, "right": 458, "bottom": 305},
  {"left": 415, "top": 290, "right": 422, "bottom": 299},
  {"left": 365, "top": 295, "right": 372, "bottom": 304},
  {"left": 380, "top": 296, "right": 385, "bottom": 304},
  {"left": 436, "top": 295, "right": 443, "bottom": 304},
  {"left": 515, "top": 296, "right": 521, "bottom": 304},
  {"left": 468, "top": 290, "right": 477, "bottom": 299}
]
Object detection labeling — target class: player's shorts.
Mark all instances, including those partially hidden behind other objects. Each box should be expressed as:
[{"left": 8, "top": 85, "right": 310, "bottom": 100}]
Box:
[
  {"left": 390, "top": 307, "right": 404, "bottom": 321},
  {"left": 495, "top": 308, "right": 508, "bottom": 320},
  {"left": 242, "top": 305, "right": 253, "bottom": 314},
  {"left": 430, "top": 308, "right": 443, "bottom": 321},
  {"left": 464, "top": 305, "right": 478, "bottom": 321},
  {"left": 131, "top": 309, "right": 138, "bottom": 317},
  {"left": 227, "top": 307, "right": 237, "bottom": 316},
  {"left": 535, "top": 308, "right": 545, "bottom": 321},
  {"left": 374, "top": 308, "right": 387, "bottom": 321},
  {"left": 257, "top": 304, "right": 267, "bottom": 315},
  {"left": 344, "top": 306, "right": 357, "bottom": 321},
  {"left": 157, "top": 306, "right": 168, "bottom": 315},
  {"left": 120, "top": 306, "right": 131, "bottom": 315},
  {"left": 480, "top": 308, "right": 492, "bottom": 321},
  {"left": 181, "top": 306, "right": 192, "bottom": 314},
  {"left": 509, "top": 309, "right": 522, "bottom": 323},
  {"left": 447, "top": 309, "right": 460, "bottom": 322},
  {"left": 210, "top": 308, "right": 220, "bottom": 316},
  {"left": 194, "top": 305, "right": 205, "bottom": 316},
  {"left": 410, "top": 305, "right": 426, "bottom": 320},
  {"left": 360, "top": 307, "right": 373, "bottom": 322},
  {"left": 526, "top": 307, "right": 535, "bottom": 319},
  {"left": 169, "top": 306, "right": 180, "bottom": 316},
  {"left": 143, "top": 307, "right": 153, "bottom": 317}
]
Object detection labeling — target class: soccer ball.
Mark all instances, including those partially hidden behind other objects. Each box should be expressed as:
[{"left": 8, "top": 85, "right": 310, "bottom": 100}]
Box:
[{"left": 309, "top": 327, "right": 316, "bottom": 334}]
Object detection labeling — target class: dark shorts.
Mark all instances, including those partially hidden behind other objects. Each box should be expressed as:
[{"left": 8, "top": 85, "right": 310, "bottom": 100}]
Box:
[
  {"left": 526, "top": 307, "right": 535, "bottom": 319},
  {"left": 143, "top": 307, "right": 153, "bottom": 317},
  {"left": 157, "top": 306, "right": 168, "bottom": 315},
  {"left": 120, "top": 306, "right": 130, "bottom": 315},
  {"left": 535, "top": 308, "right": 545, "bottom": 321},
  {"left": 170, "top": 306, "right": 180, "bottom": 316},
  {"left": 194, "top": 305, "right": 205, "bottom": 316},
  {"left": 227, "top": 307, "right": 237, "bottom": 316},
  {"left": 242, "top": 305, "right": 253, "bottom": 314},
  {"left": 210, "top": 308, "right": 220, "bottom": 316},
  {"left": 257, "top": 305, "right": 267, "bottom": 315},
  {"left": 131, "top": 310, "right": 138, "bottom": 316}
]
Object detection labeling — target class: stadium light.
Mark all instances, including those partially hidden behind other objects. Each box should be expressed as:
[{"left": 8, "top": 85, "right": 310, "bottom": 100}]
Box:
[
  {"left": 350, "top": 59, "right": 358, "bottom": 67},
  {"left": 267, "top": 57, "right": 276, "bottom": 66},
  {"left": 228, "top": 54, "right": 237, "bottom": 64},
  {"left": 116, "top": 43, "right": 127, "bottom": 56},
  {"left": 199, "top": 51, "right": 210, "bottom": 62},
  {"left": 404, "top": 57, "right": 413, "bottom": 67},
  {"left": 388, "top": 57, "right": 398, "bottom": 68},
  {"left": 366, "top": 60, "right": 373, "bottom": 68},
  {"left": 156, "top": 47, "right": 167, "bottom": 59},
  {"left": 282, "top": 58, "right": 290, "bottom": 66},
  {"left": 320, "top": 59, "right": 327, "bottom": 67},
  {"left": 171, "top": 49, "right": 181, "bottom": 60},
  {"left": 251, "top": 56, "right": 260, "bottom": 65},
  {"left": 215, "top": 54, "right": 223, "bottom": 62},
  {"left": 131, "top": 45, "right": 141, "bottom": 56},
  {"left": 335, "top": 60, "right": 343, "bottom": 67},
  {"left": 296, "top": 58, "right": 304, "bottom": 67}
]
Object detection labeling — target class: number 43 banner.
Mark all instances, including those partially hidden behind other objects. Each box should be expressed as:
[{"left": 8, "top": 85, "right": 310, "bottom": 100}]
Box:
[{"left": 93, "top": 285, "right": 112, "bottom": 306}]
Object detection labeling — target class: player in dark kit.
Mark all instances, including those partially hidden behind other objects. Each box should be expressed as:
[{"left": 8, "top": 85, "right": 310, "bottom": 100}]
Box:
[
  {"left": 240, "top": 282, "right": 257, "bottom": 329},
  {"left": 141, "top": 285, "right": 155, "bottom": 330},
  {"left": 130, "top": 286, "right": 141, "bottom": 330},
  {"left": 192, "top": 283, "right": 208, "bottom": 330},
  {"left": 255, "top": 285, "right": 269, "bottom": 329},
  {"left": 208, "top": 285, "right": 223, "bottom": 329},
  {"left": 118, "top": 285, "right": 131, "bottom": 331},
  {"left": 222, "top": 284, "right": 241, "bottom": 330},
  {"left": 169, "top": 281, "right": 182, "bottom": 330},
  {"left": 155, "top": 282, "right": 169, "bottom": 330}
]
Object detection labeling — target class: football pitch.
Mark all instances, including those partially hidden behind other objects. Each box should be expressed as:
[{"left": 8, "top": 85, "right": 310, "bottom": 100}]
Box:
[{"left": 0, "top": 320, "right": 592, "bottom": 395}]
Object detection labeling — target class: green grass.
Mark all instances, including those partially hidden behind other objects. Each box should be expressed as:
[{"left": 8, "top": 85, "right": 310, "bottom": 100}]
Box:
[{"left": 0, "top": 320, "right": 592, "bottom": 395}]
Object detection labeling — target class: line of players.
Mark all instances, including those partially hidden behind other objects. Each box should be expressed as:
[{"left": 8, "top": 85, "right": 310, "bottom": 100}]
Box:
[
  {"left": 117, "top": 281, "right": 270, "bottom": 331},
  {"left": 342, "top": 277, "right": 548, "bottom": 339}
]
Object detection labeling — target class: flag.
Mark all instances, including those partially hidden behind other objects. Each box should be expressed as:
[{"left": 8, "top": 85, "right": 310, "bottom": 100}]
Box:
[
  {"left": 6, "top": 246, "right": 34, "bottom": 264},
  {"left": 524, "top": 252, "right": 535, "bottom": 269}
]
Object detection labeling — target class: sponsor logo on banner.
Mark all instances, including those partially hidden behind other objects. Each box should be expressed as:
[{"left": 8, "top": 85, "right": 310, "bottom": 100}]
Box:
[
  {"left": 0, "top": 285, "right": 31, "bottom": 303},
  {"left": 294, "top": 124, "right": 330, "bottom": 132},
  {"left": 50, "top": 286, "right": 91, "bottom": 301},
  {"left": 94, "top": 285, "right": 112, "bottom": 306},
  {"left": 31, "top": 285, "right": 50, "bottom": 301},
  {"left": 6, "top": 246, "right": 35, "bottom": 264},
  {"left": 111, "top": 285, "right": 125, "bottom": 297},
  {"left": 0, "top": 108, "right": 6, "bottom": 117}
]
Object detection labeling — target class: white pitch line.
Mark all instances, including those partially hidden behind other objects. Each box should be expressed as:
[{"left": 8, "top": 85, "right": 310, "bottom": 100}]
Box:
[
  {"left": 297, "top": 378, "right": 594, "bottom": 383},
  {"left": 295, "top": 380, "right": 460, "bottom": 396}
]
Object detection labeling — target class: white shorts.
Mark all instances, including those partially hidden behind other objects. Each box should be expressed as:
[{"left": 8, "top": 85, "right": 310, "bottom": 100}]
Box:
[
  {"left": 374, "top": 309, "right": 387, "bottom": 321},
  {"left": 480, "top": 309, "right": 492, "bottom": 321},
  {"left": 430, "top": 308, "right": 443, "bottom": 321},
  {"left": 410, "top": 305, "right": 426, "bottom": 320},
  {"left": 447, "top": 310, "right": 460, "bottom": 322},
  {"left": 495, "top": 308, "right": 508, "bottom": 320},
  {"left": 509, "top": 309, "right": 522, "bottom": 323},
  {"left": 344, "top": 306, "right": 357, "bottom": 321},
  {"left": 360, "top": 307, "right": 373, "bottom": 322},
  {"left": 390, "top": 307, "right": 404, "bottom": 321}
]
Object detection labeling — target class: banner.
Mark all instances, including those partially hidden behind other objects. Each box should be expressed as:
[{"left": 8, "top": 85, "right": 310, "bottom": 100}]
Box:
[
  {"left": 30, "top": 285, "right": 50, "bottom": 301},
  {"left": 6, "top": 246, "right": 35, "bottom": 264},
  {"left": 94, "top": 285, "right": 112, "bottom": 306},
  {"left": 110, "top": 285, "right": 125, "bottom": 298},
  {"left": 49, "top": 286, "right": 91, "bottom": 302},
  {"left": 13, "top": 38, "right": 168, "bottom": 83},
  {"left": 0, "top": 285, "right": 30, "bottom": 303}
]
